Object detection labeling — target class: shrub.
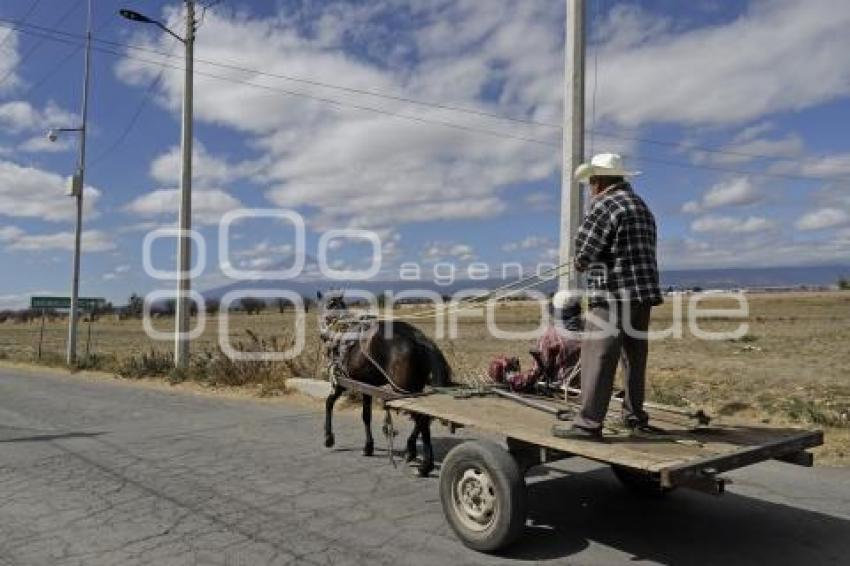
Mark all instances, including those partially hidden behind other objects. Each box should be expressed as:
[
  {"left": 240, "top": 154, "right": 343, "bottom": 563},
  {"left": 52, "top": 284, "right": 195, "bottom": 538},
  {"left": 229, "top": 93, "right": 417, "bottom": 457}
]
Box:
[
  {"left": 728, "top": 334, "right": 759, "bottom": 343},
  {"left": 72, "top": 353, "right": 118, "bottom": 372},
  {"left": 116, "top": 349, "right": 174, "bottom": 379},
  {"left": 187, "top": 330, "right": 307, "bottom": 395}
]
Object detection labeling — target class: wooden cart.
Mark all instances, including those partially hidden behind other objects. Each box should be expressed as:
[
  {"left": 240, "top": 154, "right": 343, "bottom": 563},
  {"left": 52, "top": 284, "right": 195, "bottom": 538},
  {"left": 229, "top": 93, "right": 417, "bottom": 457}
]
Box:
[{"left": 337, "top": 377, "right": 824, "bottom": 552}]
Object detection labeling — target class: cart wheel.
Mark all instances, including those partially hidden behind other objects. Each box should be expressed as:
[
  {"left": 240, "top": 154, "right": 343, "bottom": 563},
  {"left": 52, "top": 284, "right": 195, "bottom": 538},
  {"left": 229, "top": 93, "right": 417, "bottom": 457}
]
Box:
[
  {"left": 611, "top": 465, "right": 674, "bottom": 498},
  {"left": 440, "top": 440, "right": 527, "bottom": 552}
]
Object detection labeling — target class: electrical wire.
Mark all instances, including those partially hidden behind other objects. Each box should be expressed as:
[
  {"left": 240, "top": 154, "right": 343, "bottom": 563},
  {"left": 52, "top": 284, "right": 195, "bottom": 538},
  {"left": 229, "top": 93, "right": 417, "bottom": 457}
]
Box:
[
  {"left": 88, "top": 44, "right": 181, "bottom": 168},
  {"left": 0, "top": 19, "right": 842, "bottom": 183},
  {"left": 0, "top": 0, "right": 43, "bottom": 52},
  {"left": 0, "top": 17, "right": 839, "bottom": 168},
  {"left": 0, "top": 0, "right": 81, "bottom": 88}
]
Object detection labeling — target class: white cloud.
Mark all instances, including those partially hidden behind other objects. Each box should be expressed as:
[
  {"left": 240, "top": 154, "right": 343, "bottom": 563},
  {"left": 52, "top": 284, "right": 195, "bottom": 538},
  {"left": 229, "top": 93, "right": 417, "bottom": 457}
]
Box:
[
  {"left": 149, "top": 142, "right": 264, "bottom": 185},
  {"left": 0, "top": 293, "right": 32, "bottom": 310},
  {"left": 690, "top": 131, "right": 804, "bottom": 166},
  {"left": 0, "top": 101, "right": 77, "bottom": 133},
  {"left": 774, "top": 153, "right": 850, "bottom": 178},
  {"left": 523, "top": 191, "right": 552, "bottom": 210},
  {"left": 0, "top": 160, "right": 101, "bottom": 221},
  {"left": 123, "top": 188, "right": 242, "bottom": 225},
  {"left": 234, "top": 239, "right": 294, "bottom": 258},
  {"left": 682, "top": 177, "right": 762, "bottom": 214},
  {"left": 111, "top": 0, "right": 850, "bottom": 240},
  {"left": 19, "top": 135, "right": 75, "bottom": 153},
  {"left": 691, "top": 215, "right": 774, "bottom": 234},
  {"left": 795, "top": 208, "right": 850, "bottom": 231},
  {"left": 115, "top": 2, "right": 560, "bottom": 229},
  {"left": 502, "top": 235, "right": 552, "bottom": 252},
  {"left": 0, "top": 31, "right": 22, "bottom": 94},
  {"left": 102, "top": 264, "right": 132, "bottom": 281},
  {"left": 662, "top": 232, "right": 850, "bottom": 269},
  {"left": 422, "top": 241, "right": 475, "bottom": 261},
  {"left": 595, "top": 0, "right": 850, "bottom": 126},
  {"left": 0, "top": 226, "right": 115, "bottom": 253}
]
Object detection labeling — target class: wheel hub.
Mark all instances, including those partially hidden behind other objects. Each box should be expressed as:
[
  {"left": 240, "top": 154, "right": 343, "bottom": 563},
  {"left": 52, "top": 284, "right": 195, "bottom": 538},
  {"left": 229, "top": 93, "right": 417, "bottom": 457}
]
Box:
[{"left": 454, "top": 467, "right": 497, "bottom": 530}]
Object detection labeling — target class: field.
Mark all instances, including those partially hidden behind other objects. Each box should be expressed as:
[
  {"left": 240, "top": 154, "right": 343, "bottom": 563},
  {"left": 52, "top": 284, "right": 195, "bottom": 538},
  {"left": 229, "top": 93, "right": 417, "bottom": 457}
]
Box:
[{"left": 2, "top": 291, "right": 849, "bottom": 464}]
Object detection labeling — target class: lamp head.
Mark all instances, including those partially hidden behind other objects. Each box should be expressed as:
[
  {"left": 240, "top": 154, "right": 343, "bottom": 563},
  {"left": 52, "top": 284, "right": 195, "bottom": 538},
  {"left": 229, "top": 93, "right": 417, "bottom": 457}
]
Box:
[
  {"left": 119, "top": 9, "right": 154, "bottom": 23},
  {"left": 46, "top": 129, "right": 58, "bottom": 143}
]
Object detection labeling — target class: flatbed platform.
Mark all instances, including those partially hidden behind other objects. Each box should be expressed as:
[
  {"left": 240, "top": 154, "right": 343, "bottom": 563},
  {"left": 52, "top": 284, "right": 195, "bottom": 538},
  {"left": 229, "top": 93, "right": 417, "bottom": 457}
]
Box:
[
  {"left": 386, "top": 391, "right": 823, "bottom": 490},
  {"left": 331, "top": 376, "right": 825, "bottom": 550}
]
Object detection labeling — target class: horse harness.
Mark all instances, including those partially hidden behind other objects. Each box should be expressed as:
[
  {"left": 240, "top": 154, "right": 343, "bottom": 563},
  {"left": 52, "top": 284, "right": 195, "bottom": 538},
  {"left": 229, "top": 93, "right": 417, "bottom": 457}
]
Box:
[{"left": 319, "top": 310, "right": 414, "bottom": 395}]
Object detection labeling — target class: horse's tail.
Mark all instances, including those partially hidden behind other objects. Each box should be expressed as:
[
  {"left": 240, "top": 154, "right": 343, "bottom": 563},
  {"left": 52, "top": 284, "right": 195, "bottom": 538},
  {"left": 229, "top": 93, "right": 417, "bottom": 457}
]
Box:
[{"left": 393, "top": 321, "right": 455, "bottom": 387}]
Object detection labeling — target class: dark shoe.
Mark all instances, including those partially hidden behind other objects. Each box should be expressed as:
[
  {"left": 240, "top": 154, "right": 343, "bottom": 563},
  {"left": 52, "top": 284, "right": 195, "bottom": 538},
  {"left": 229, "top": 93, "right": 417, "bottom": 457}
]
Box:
[
  {"left": 626, "top": 423, "right": 669, "bottom": 439},
  {"left": 551, "top": 423, "right": 603, "bottom": 441}
]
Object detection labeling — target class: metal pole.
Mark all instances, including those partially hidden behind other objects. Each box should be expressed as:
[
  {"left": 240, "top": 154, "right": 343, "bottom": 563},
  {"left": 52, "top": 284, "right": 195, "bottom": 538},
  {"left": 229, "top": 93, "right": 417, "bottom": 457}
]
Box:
[
  {"left": 558, "top": 0, "right": 585, "bottom": 291},
  {"left": 66, "top": 0, "right": 93, "bottom": 366},
  {"left": 86, "top": 315, "right": 92, "bottom": 358},
  {"left": 174, "top": 0, "right": 195, "bottom": 368},
  {"left": 38, "top": 310, "right": 45, "bottom": 361}
]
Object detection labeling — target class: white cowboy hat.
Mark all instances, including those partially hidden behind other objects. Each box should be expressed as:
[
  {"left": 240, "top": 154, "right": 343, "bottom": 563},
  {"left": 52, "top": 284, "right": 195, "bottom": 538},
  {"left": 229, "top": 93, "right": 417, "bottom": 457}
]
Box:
[{"left": 574, "top": 152, "right": 641, "bottom": 181}]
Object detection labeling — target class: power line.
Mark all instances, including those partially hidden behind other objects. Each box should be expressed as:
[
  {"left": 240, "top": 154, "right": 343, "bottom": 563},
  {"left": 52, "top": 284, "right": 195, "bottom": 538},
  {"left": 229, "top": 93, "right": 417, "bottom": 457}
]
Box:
[
  {"left": 5, "top": 8, "right": 117, "bottom": 100},
  {"left": 0, "top": 20, "right": 842, "bottom": 184},
  {"left": 0, "top": 0, "right": 43, "bottom": 52},
  {"left": 0, "top": 16, "right": 840, "bottom": 170},
  {"left": 0, "top": 0, "right": 81, "bottom": 88},
  {"left": 88, "top": 45, "right": 180, "bottom": 168},
  {"left": 0, "top": 16, "right": 561, "bottom": 130}
]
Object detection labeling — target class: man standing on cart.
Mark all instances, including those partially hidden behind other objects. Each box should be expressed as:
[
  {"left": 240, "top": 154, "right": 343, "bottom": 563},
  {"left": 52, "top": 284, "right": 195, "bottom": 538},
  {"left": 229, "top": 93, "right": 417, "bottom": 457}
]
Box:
[{"left": 553, "top": 153, "right": 663, "bottom": 441}]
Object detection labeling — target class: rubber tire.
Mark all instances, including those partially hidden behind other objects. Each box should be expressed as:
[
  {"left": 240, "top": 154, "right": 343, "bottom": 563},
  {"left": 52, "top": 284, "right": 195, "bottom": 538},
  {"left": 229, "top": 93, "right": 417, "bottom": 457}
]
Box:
[
  {"left": 611, "top": 465, "right": 674, "bottom": 498},
  {"left": 440, "top": 440, "right": 527, "bottom": 552}
]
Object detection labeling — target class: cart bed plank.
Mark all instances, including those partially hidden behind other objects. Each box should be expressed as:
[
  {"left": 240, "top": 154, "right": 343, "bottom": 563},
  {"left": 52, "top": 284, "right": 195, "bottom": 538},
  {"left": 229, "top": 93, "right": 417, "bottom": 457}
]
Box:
[{"left": 387, "top": 393, "right": 822, "bottom": 474}]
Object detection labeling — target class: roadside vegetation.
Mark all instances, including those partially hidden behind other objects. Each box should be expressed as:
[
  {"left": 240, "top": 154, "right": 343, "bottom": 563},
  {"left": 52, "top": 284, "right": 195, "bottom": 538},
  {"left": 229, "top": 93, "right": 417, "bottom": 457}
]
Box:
[{"left": 1, "top": 291, "right": 848, "bottom": 463}]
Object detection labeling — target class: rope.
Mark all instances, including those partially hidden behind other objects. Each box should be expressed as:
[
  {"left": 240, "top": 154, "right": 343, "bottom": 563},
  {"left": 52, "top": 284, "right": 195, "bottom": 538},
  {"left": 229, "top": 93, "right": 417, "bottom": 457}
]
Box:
[
  {"left": 383, "top": 408, "right": 397, "bottom": 468},
  {"left": 381, "top": 260, "right": 575, "bottom": 322},
  {"left": 357, "top": 329, "right": 415, "bottom": 395}
]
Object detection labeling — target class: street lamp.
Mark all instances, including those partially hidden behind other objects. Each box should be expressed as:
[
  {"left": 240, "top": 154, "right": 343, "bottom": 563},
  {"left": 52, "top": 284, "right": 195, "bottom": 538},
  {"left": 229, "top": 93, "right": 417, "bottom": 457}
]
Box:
[
  {"left": 121, "top": 1, "right": 196, "bottom": 369},
  {"left": 52, "top": 0, "right": 93, "bottom": 366}
]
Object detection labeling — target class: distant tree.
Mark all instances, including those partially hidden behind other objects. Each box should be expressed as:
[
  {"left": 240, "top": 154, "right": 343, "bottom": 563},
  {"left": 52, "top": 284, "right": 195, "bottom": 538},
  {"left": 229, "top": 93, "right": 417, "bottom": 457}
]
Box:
[
  {"left": 205, "top": 298, "right": 220, "bottom": 316},
  {"left": 241, "top": 296, "right": 266, "bottom": 315},
  {"left": 162, "top": 299, "right": 177, "bottom": 316},
  {"left": 839, "top": 277, "right": 850, "bottom": 291},
  {"left": 276, "top": 297, "right": 289, "bottom": 313},
  {"left": 127, "top": 293, "right": 144, "bottom": 319}
]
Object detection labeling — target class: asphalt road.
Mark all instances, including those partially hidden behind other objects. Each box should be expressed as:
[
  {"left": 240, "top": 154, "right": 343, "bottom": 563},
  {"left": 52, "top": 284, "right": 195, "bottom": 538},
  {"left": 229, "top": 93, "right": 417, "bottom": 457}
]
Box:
[{"left": 1, "top": 366, "right": 848, "bottom": 566}]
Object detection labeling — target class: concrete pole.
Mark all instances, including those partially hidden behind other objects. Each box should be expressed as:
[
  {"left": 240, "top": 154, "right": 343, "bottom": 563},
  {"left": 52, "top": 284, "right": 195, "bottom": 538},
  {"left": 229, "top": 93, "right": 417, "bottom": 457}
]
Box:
[
  {"left": 174, "top": 0, "right": 195, "bottom": 368},
  {"left": 66, "top": 0, "right": 93, "bottom": 365},
  {"left": 558, "top": 0, "right": 586, "bottom": 292}
]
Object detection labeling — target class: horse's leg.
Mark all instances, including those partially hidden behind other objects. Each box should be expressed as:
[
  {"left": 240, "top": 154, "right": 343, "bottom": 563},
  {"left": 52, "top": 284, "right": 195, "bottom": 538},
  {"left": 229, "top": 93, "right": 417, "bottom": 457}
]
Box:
[
  {"left": 416, "top": 415, "right": 435, "bottom": 477},
  {"left": 362, "top": 394, "right": 374, "bottom": 456},
  {"left": 324, "top": 383, "right": 344, "bottom": 448},
  {"left": 405, "top": 417, "right": 419, "bottom": 463}
]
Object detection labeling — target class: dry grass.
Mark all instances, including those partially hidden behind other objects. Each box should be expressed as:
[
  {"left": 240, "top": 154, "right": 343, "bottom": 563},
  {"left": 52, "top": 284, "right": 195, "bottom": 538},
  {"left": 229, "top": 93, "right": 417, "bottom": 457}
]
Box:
[{"left": 2, "top": 291, "right": 848, "bottom": 463}]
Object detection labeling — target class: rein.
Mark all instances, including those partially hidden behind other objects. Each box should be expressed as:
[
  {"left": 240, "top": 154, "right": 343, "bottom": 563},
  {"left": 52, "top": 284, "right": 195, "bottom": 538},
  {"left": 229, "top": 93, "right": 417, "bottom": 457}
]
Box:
[{"left": 357, "top": 326, "right": 415, "bottom": 395}]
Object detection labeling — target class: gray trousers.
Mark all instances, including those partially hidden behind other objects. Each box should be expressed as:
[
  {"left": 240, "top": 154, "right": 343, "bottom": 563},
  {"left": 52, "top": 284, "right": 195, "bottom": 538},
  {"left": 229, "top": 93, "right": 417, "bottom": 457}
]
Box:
[{"left": 573, "top": 301, "right": 652, "bottom": 431}]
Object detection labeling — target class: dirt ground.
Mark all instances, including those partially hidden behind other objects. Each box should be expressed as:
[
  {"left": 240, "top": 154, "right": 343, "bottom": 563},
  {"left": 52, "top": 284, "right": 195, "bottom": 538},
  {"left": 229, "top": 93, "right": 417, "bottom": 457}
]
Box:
[{"left": 2, "top": 291, "right": 848, "bottom": 464}]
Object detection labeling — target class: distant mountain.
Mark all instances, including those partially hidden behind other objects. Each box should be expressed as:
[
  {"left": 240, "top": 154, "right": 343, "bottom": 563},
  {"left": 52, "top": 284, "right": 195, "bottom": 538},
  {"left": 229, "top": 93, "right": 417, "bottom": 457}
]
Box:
[
  {"left": 203, "top": 264, "right": 849, "bottom": 299},
  {"left": 659, "top": 265, "right": 849, "bottom": 289}
]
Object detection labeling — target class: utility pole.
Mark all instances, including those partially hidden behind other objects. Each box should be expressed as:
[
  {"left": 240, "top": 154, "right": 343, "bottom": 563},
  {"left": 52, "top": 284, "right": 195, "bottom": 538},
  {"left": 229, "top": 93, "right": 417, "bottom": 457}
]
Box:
[
  {"left": 558, "top": 0, "right": 585, "bottom": 292},
  {"left": 66, "top": 0, "right": 93, "bottom": 365},
  {"left": 174, "top": 0, "right": 195, "bottom": 368}
]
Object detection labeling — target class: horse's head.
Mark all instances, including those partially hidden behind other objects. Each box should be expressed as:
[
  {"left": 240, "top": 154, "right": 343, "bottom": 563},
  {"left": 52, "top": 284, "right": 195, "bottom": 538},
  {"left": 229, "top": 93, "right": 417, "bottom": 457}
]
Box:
[{"left": 317, "top": 290, "right": 346, "bottom": 311}]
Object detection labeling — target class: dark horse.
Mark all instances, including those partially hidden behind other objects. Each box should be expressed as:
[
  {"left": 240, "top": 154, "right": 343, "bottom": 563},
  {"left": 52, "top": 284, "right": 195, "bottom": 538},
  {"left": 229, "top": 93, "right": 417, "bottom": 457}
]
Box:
[{"left": 320, "top": 293, "right": 452, "bottom": 476}]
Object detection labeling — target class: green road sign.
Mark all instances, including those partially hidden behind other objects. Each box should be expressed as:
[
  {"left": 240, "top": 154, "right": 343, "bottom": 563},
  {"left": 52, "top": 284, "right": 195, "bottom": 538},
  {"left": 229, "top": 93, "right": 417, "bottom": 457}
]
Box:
[{"left": 31, "top": 296, "right": 106, "bottom": 311}]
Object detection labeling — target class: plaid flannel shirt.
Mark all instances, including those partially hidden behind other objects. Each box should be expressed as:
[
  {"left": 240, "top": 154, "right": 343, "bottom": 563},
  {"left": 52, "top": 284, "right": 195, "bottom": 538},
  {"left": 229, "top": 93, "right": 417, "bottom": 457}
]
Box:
[{"left": 574, "top": 182, "right": 662, "bottom": 306}]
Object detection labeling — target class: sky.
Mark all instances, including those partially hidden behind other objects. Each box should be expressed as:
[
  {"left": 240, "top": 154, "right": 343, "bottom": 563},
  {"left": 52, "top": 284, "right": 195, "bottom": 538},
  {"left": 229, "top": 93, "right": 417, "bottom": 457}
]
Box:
[{"left": 0, "top": 0, "right": 849, "bottom": 309}]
